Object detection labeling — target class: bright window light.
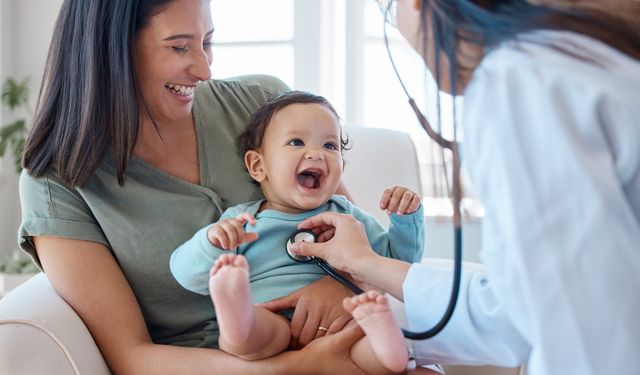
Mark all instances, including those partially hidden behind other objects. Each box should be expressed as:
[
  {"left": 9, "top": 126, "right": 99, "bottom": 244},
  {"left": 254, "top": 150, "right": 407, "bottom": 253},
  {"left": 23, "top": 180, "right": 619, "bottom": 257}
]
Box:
[
  {"left": 211, "top": 0, "right": 294, "bottom": 42},
  {"left": 208, "top": 0, "right": 475, "bottom": 207}
]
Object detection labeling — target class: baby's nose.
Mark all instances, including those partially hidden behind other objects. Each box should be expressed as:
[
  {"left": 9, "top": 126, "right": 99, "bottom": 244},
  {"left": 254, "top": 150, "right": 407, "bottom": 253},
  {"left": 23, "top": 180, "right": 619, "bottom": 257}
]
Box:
[{"left": 305, "top": 149, "right": 325, "bottom": 160}]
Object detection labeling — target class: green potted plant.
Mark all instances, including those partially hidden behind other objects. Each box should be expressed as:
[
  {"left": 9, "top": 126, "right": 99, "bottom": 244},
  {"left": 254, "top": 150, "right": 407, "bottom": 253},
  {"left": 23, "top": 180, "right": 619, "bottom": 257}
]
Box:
[
  {"left": 0, "top": 77, "right": 30, "bottom": 172},
  {"left": 0, "top": 77, "right": 36, "bottom": 296}
]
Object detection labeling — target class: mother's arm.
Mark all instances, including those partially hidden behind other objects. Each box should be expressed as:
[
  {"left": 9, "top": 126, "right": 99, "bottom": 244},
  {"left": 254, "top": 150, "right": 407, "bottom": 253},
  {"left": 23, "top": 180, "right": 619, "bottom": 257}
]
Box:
[{"left": 35, "top": 236, "right": 366, "bottom": 375}]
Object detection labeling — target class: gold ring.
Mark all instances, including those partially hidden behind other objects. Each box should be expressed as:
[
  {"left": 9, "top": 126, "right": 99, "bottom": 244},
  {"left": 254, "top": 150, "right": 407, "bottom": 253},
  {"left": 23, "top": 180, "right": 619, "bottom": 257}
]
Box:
[{"left": 317, "top": 326, "right": 328, "bottom": 332}]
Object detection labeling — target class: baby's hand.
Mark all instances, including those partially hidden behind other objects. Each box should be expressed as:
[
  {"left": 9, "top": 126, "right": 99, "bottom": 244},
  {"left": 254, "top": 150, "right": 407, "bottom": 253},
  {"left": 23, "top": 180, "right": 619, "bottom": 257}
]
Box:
[
  {"left": 207, "top": 213, "right": 259, "bottom": 249},
  {"left": 379, "top": 186, "right": 422, "bottom": 215}
]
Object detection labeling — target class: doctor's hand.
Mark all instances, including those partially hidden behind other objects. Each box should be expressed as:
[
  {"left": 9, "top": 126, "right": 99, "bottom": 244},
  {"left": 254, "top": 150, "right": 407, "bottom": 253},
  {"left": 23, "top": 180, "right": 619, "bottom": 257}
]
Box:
[
  {"left": 380, "top": 185, "right": 422, "bottom": 215},
  {"left": 257, "top": 276, "right": 355, "bottom": 349},
  {"left": 207, "top": 213, "right": 259, "bottom": 249},
  {"left": 290, "top": 212, "right": 379, "bottom": 280},
  {"left": 293, "top": 212, "right": 410, "bottom": 300}
]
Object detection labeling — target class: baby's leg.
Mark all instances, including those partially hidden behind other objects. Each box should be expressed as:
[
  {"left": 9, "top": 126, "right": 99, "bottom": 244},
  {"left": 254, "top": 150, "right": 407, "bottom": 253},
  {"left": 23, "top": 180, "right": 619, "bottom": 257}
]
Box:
[
  {"left": 345, "top": 290, "right": 408, "bottom": 374},
  {"left": 209, "top": 254, "right": 289, "bottom": 360}
]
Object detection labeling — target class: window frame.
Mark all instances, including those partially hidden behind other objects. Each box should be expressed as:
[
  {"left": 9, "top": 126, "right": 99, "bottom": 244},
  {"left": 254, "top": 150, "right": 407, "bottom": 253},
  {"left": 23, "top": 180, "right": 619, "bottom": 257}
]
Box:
[{"left": 209, "top": 0, "right": 480, "bottom": 217}]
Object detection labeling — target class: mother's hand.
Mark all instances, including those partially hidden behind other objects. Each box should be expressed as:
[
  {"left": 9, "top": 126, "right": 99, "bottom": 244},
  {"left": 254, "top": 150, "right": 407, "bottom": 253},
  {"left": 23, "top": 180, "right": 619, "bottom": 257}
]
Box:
[
  {"left": 258, "top": 276, "right": 355, "bottom": 349},
  {"left": 295, "top": 323, "right": 441, "bottom": 375},
  {"left": 295, "top": 322, "right": 367, "bottom": 374}
]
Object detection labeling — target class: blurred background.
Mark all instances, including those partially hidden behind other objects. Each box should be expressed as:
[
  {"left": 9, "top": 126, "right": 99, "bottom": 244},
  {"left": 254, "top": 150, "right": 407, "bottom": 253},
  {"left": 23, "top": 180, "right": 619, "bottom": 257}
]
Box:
[
  {"left": 0, "top": 0, "right": 483, "bottom": 266},
  {"left": 0, "top": 1, "right": 61, "bottom": 264}
]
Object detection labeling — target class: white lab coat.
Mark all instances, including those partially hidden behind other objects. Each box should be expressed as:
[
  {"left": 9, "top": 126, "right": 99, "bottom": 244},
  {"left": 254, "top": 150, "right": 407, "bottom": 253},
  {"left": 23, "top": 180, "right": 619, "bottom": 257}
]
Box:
[{"left": 404, "top": 31, "right": 640, "bottom": 374}]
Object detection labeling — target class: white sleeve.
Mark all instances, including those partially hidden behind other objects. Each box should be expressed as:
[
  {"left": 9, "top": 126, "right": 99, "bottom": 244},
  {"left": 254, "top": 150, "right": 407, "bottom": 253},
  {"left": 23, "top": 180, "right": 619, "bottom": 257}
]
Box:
[
  {"left": 403, "top": 264, "right": 530, "bottom": 367},
  {"left": 418, "top": 41, "right": 640, "bottom": 374}
]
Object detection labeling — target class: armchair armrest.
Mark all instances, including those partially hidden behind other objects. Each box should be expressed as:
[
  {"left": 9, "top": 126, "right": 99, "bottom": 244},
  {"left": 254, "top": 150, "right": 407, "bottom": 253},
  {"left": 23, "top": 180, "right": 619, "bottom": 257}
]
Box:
[{"left": 0, "top": 273, "right": 111, "bottom": 375}]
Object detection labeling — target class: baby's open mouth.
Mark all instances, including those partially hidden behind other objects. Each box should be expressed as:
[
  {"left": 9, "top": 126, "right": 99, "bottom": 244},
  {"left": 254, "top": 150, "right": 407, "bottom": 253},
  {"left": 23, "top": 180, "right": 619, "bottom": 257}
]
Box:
[{"left": 297, "top": 169, "right": 323, "bottom": 189}]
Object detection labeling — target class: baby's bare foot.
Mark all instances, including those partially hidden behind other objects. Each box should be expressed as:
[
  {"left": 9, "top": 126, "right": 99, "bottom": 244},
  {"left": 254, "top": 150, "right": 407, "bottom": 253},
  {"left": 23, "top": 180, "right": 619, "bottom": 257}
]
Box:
[
  {"left": 209, "top": 254, "right": 254, "bottom": 346},
  {"left": 344, "top": 291, "right": 408, "bottom": 373}
]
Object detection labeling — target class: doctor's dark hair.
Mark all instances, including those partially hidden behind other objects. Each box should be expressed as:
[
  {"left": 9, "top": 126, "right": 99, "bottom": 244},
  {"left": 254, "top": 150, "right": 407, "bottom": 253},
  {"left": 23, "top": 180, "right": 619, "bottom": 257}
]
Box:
[
  {"left": 237, "top": 91, "right": 350, "bottom": 158},
  {"left": 419, "top": 0, "right": 640, "bottom": 96},
  {"left": 22, "top": 0, "right": 177, "bottom": 187}
]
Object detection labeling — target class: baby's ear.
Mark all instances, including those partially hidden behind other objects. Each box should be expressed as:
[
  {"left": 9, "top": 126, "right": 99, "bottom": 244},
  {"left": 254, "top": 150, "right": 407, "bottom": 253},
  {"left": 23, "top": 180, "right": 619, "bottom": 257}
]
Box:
[{"left": 245, "top": 150, "right": 266, "bottom": 182}]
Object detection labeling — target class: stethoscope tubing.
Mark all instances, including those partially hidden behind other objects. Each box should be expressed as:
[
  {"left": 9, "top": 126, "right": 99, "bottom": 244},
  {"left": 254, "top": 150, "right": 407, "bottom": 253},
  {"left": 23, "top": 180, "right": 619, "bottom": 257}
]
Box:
[
  {"left": 401, "top": 226, "right": 462, "bottom": 340},
  {"left": 286, "top": 227, "right": 463, "bottom": 340},
  {"left": 285, "top": 2, "right": 465, "bottom": 338},
  {"left": 378, "top": 1, "right": 463, "bottom": 340},
  {"left": 286, "top": 230, "right": 363, "bottom": 295},
  {"left": 313, "top": 258, "right": 364, "bottom": 295}
]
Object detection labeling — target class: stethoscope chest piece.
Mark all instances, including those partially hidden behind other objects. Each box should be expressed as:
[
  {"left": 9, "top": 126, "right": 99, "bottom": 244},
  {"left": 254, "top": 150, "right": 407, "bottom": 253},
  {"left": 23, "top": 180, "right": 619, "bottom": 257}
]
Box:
[{"left": 286, "top": 229, "right": 317, "bottom": 262}]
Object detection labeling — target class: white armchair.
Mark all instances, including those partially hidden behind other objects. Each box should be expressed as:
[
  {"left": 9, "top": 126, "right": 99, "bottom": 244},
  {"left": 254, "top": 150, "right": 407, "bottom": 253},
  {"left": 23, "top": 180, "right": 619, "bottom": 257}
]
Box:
[
  {"left": 0, "top": 273, "right": 110, "bottom": 374},
  {"left": 0, "top": 126, "right": 519, "bottom": 375},
  {"left": 341, "top": 126, "right": 423, "bottom": 228}
]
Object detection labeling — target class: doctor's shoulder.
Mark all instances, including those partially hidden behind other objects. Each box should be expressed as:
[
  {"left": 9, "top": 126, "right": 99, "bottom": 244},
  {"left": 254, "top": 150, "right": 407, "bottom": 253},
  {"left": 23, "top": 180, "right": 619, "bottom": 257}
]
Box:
[{"left": 481, "top": 31, "right": 638, "bottom": 80}]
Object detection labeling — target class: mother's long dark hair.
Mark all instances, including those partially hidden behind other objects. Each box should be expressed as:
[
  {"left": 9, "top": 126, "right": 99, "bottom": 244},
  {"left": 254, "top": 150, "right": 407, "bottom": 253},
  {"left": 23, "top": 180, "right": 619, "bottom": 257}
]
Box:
[
  {"left": 22, "top": 0, "right": 174, "bottom": 187},
  {"left": 421, "top": 0, "right": 640, "bottom": 95}
]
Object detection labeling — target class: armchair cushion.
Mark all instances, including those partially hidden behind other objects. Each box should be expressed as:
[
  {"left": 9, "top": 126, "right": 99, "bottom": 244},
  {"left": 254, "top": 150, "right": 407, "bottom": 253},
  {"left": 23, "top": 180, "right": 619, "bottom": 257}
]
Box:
[
  {"left": 0, "top": 273, "right": 110, "bottom": 375},
  {"left": 342, "top": 126, "right": 423, "bottom": 228}
]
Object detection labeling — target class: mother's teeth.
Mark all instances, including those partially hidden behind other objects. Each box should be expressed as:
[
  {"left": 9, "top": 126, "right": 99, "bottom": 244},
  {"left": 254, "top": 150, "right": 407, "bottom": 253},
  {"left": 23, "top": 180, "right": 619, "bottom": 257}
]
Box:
[{"left": 167, "top": 84, "right": 194, "bottom": 96}]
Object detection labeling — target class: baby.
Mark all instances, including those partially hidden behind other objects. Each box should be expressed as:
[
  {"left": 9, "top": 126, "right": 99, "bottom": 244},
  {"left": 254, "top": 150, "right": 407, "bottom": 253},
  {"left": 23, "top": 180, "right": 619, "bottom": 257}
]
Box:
[{"left": 170, "top": 91, "right": 425, "bottom": 374}]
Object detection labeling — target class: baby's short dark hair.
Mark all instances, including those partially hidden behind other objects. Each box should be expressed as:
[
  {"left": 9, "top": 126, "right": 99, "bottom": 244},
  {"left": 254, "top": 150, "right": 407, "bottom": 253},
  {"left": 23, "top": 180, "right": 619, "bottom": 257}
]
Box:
[{"left": 237, "top": 91, "right": 350, "bottom": 158}]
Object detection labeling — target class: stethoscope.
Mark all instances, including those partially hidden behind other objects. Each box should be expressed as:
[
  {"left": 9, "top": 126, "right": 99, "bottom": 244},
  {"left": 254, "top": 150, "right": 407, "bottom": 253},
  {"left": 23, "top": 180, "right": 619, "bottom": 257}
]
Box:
[
  {"left": 286, "top": 230, "right": 365, "bottom": 295},
  {"left": 283, "top": 1, "right": 465, "bottom": 341},
  {"left": 286, "top": 225, "right": 461, "bottom": 340}
]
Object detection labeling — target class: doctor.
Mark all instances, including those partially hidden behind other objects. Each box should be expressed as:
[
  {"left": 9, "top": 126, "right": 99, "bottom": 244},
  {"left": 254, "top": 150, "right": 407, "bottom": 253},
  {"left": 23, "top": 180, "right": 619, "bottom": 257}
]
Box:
[{"left": 287, "top": 0, "right": 640, "bottom": 374}]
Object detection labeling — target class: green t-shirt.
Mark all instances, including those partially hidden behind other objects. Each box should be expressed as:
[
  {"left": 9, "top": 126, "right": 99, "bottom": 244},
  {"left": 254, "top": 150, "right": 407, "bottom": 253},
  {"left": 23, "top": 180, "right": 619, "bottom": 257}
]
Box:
[{"left": 18, "top": 75, "right": 289, "bottom": 348}]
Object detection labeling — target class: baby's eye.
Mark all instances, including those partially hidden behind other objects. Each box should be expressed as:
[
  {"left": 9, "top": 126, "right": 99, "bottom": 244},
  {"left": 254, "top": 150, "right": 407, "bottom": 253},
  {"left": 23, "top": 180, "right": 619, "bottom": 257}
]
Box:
[
  {"left": 288, "top": 139, "right": 305, "bottom": 147},
  {"left": 324, "top": 142, "right": 338, "bottom": 151},
  {"left": 203, "top": 40, "right": 214, "bottom": 49}
]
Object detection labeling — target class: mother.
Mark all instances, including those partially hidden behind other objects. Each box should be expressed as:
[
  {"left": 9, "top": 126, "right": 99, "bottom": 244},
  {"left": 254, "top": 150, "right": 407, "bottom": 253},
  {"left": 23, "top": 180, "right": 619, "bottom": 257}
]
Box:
[{"left": 18, "top": 0, "right": 385, "bottom": 373}]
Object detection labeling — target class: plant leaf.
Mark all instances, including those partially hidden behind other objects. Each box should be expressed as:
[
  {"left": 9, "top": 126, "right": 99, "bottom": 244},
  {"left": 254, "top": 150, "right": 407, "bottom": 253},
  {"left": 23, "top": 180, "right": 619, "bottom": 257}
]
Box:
[
  {"left": 0, "top": 119, "right": 26, "bottom": 137},
  {"left": 1, "top": 78, "right": 29, "bottom": 110},
  {"left": 1, "top": 77, "right": 30, "bottom": 174},
  {"left": 0, "top": 119, "right": 26, "bottom": 158}
]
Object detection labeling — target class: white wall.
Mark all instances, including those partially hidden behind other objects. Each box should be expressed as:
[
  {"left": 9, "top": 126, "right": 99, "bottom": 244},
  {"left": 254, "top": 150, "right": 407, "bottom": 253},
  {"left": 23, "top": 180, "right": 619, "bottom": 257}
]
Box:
[
  {"left": 0, "top": 0, "right": 62, "bottom": 260},
  {"left": 0, "top": 1, "right": 18, "bottom": 260}
]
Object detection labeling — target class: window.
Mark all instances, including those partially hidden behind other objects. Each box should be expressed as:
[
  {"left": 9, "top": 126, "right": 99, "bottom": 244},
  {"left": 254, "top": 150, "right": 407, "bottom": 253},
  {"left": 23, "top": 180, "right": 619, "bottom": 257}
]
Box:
[
  {"left": 210, "top": 0, "right": 295, "bottom": 84},
  {"left": 210, "top": 0, "right": 479, "bottom": 216}
]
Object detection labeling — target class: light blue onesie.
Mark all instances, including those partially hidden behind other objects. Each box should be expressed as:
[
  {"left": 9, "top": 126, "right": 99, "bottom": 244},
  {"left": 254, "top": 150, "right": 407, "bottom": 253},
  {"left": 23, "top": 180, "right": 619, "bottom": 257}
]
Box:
[{"left": 170, "top": 195, "right": 424, "bottom": 304}]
